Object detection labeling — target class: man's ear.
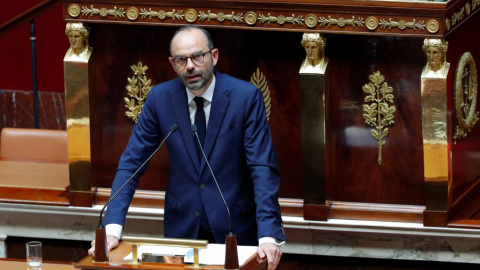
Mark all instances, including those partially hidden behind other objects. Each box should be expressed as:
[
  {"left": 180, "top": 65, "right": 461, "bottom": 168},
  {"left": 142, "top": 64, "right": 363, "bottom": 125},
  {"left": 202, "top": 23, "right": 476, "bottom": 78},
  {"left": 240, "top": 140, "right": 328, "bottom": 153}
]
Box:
[{"left": 211, "top": 49, "right": 219, "bottom": 67}]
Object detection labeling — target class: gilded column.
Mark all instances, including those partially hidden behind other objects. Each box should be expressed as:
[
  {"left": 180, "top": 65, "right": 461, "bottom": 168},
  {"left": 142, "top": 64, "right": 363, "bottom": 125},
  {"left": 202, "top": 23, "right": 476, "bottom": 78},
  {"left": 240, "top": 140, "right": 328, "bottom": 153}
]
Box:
[
  {"left": 299, "top": 33, "right": 330, "bottom": 220},
  {"left": 64, "top": 22, "right": 93, "bottom": 207},
  {"left": 420, "top": 38, "right": 450, "bottom": 226}
]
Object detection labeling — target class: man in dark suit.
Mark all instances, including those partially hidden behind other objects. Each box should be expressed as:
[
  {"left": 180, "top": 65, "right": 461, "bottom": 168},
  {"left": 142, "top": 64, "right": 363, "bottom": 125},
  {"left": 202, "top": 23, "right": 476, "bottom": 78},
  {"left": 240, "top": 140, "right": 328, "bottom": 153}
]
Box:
[{"left": 89, "top": 25, "right": 285, "bottom": 269}]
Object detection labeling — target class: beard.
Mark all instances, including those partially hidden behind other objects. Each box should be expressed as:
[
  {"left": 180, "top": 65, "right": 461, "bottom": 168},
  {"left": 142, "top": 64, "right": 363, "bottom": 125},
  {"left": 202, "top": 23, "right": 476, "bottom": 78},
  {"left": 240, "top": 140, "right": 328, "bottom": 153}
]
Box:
[{"left": 180, "top": 62, "right": 214, "bottom": 91}]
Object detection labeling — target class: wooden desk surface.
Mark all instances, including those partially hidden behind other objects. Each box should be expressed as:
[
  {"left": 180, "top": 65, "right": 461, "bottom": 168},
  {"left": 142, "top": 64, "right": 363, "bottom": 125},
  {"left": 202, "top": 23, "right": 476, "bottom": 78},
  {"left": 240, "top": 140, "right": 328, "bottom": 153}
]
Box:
[
  {"left": 0, "top": 259, "right": 75, "bottom": 270},
  {"left": 75, "top": 243, "right": 266, "bottom": 270}
]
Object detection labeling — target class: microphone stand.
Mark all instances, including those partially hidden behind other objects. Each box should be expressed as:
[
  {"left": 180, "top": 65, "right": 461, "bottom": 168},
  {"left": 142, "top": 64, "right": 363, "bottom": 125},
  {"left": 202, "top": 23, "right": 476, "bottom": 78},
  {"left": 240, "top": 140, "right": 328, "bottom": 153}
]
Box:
[
  {"left": 191, "top": 125, "right": 239, "bottom": 269},
  {"left": 93, "top": 124, "right": 179, "bottom": 262}
]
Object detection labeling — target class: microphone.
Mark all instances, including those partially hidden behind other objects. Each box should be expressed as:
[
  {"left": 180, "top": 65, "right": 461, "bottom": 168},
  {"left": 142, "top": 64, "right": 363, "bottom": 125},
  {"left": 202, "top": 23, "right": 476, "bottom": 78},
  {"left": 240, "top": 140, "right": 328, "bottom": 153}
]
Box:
[
  {"left": 94, "top": 124, "right": 179, "bottom": 262},
  {"left": 191, "top": 124, "right": 239, "bottom": 269}
]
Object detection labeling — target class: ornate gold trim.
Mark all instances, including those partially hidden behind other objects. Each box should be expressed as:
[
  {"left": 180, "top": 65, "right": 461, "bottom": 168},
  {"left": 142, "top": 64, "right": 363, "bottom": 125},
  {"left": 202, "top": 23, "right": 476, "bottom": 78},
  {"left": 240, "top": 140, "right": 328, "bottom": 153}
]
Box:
[
  {"left": 446, "top": 18, "right": 451, "bottom": 31},
  {"left": 125, "top": 62, "right": 153, "bottom": 123},
  {"left": 305, "top": 14, "right": 318, "bottom": 28},
  {"left": 258, "top": 13, "right": 304, "bottom": 26},
  {"left": 198, "top": 10, "right": 243, "bottom": 23},
  {"left": 362, "top": 71, "right": 396, "bottom": 165},
  {"left": 318, "top": 16, "right": 364, "bottom": 28},
  {"left": 127, "top": 7, "right": 139, "bottom": 21},
  {"left": 68, "top": 4, "right": 81, "bottom": 18},
  {"left": 426, "top": 19, "right": 439, "bottom": 34},
  {"left": 68, "top": 5, "right": 438, "bottom": 34},
  {"left": 452, "top": 6, "right": 466, "bottom": 27},
  {"left": 366, "top": 16, "right": 379, "bottom": 31},
  {"left": 185, "top": 9, "right": 197, "bottom": 23},
  {"left": 249, "top": 68, "right": 271, "bottom": 121},
  {"left": 466, "top": 2, "right": 472, "bottom": 15},
  {"left": 454, "top": 52, "right": 479, "bottom": 142},
  {"left": 140, "top": 8, "right": 184, "bottom": 21},
  {"left": 379, "top": 18, "right": 425, "bottom": 31},
  {"left": 245, "top": 11, "right": 257, "bottom": 25},
  {"left": 81, "top": 5, "right": 125, "bottom": 18},
  {"left": 474, "top": 0, "right": 480, "bottom": 10}
]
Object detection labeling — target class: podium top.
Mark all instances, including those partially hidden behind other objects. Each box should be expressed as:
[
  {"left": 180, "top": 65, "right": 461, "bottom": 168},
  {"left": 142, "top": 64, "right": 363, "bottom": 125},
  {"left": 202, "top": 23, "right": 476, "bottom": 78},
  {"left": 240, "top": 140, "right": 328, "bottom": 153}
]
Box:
[
  {"left": 63, "top": 0, "right": 477, "bottom": 38},
  {"left": 74, "top": 243, "right": 266, "bottom": 270}
]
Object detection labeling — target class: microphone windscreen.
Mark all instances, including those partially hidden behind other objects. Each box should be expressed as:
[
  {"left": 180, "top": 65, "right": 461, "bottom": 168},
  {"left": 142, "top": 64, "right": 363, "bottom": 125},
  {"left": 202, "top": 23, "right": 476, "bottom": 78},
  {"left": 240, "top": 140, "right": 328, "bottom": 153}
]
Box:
[
  {"left": 191, "top": 124, "right": 198, "bottom": 132},
  {"left": 170, "top": 124, "right": 179, "bottom": 133}
]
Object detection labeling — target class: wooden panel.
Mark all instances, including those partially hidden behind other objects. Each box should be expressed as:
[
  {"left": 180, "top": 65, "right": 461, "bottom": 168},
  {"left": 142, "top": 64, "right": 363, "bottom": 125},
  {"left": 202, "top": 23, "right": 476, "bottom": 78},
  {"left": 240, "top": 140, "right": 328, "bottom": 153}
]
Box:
[{"left": 325, "top": 34, "right": 425, "bottom": 205}]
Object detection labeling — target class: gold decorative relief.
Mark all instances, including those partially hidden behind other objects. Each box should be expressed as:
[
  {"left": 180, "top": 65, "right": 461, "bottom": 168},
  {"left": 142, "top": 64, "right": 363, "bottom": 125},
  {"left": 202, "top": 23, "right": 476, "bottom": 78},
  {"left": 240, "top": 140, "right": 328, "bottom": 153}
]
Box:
[
  {"left": 140, "top": 8, "right": 184, "bottom": 21},
  {"left": 258, "top": 13, "right": 304, "bottom": 26},
  {"left": 249, "top": 68, "right": 271, "bottom": 121},
  {"left": 125, "top": 62, "right": 153, "bottom": 123},
  {"left": 451, "top": 7, "right": 465, "bottom": 27},
  {"left": 426, "top": 19, "right": 439, "bottom": 34},
  {"left": 362, "top": 71, "right": 396, "bottom": 165},
  {"left": 318, "top": 16, "right": 364, "bottom": 28},
  {"left": 185, "top": 9, "right": 197, "bottom": 23},
  {"left": 379, "top": 18, "right": 425, "bottom": 31},
  {"left": 474, "top": 0, "right": 480, "bottom": 10},
  {"left": 126, "top": 7, "right": 139, "bottom": 21},
  {"left": 68, "top": 4, "right": 81, "bottom": 18},
  {"left": 198, "top": 10, "right": 243, "bottom": 23},
  {"left": 245, "top": 11, "right": 257, "bottom": 25},
  {"left": 305, "top": 14, "right": 318, "bottom": 28},
  {"left": 454, "top": 52, "right": 479, "bottom": 142},
  {"left": 366, "top": 16, "right": 379, "bottom": 31},
  {"left": 81, "top": 5, "right": 125, "bottom": 18},
  {"left": 466, "top": 3, "right": 471, "bottom": 15},
  {"left": 446, "top": 18, "right": 451, "bottom": 31}
]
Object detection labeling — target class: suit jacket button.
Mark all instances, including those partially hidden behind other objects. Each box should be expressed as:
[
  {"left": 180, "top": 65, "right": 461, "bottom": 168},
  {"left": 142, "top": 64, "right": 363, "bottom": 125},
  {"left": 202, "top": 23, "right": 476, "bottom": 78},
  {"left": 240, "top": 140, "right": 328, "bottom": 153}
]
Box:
[
  {"left": 195, "top": 211, "right": 200, "bottom": 216},
  {"left": 200, "top": 184, "right": 206, "bottom": 190}
]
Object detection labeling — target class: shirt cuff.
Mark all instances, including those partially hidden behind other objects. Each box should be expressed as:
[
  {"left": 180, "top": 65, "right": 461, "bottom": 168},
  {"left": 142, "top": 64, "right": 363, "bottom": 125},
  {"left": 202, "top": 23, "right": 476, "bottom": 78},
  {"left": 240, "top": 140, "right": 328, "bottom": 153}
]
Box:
[
  {"left": 259, "top": 237, "right": 285, "bottom": 247},
  {"left": 105, "top": 224, "right": 123, "bottom": 239}
]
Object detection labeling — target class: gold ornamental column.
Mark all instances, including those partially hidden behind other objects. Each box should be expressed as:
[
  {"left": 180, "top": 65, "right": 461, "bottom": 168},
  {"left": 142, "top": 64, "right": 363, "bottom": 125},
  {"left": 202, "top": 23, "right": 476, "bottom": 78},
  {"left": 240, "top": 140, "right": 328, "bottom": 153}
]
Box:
[
  {"left": 420, "top": 39, "right": 450, "bottom": 226},
  {"left": 64, "top": 22, "right": 93, "bottom": 207},
  {"left": 299, "top": 33, "right": 330, "bottom": 221}
]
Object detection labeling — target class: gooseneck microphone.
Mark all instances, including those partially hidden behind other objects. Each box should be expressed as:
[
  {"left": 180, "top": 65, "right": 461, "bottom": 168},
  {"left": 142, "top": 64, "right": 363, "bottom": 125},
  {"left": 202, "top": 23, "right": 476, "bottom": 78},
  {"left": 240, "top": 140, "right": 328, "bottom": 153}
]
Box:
[
  {"left": 94, "top": 124, "right": 179, "bottom": 262},
  {"left": 191, "top": 124, "right": 239, "bottom": 269}
]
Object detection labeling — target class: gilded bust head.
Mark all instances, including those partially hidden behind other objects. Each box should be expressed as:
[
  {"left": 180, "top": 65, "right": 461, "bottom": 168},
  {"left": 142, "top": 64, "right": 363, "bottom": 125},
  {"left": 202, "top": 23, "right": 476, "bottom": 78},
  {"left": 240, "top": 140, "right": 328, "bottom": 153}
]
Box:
[
  {"left": 301, "top": 33, "right": 326, "bottom": 66},
  {"left": 422, "top": 38, "right": 448, "bottom": 72},
  {"left": 65, "top": 22, "right": 90, "bottom": 56}
]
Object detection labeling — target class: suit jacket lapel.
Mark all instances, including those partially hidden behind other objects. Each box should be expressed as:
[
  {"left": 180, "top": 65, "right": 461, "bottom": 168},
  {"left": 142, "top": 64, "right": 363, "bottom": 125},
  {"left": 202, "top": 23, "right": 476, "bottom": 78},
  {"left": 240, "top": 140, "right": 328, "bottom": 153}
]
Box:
[
  {"left": 170, "top": 84, "right": 201, "bottom": 171},
  {"left": 201, "top": 73, "right": 230, "bottom": 173}
]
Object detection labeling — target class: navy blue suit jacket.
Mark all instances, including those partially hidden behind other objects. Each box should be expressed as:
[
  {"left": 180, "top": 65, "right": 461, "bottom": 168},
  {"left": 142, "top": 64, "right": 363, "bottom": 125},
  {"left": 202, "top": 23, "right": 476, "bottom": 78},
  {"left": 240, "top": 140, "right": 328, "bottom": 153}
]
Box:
[{"left": 104, "top": 71, "right": 285, "bottom": 245}]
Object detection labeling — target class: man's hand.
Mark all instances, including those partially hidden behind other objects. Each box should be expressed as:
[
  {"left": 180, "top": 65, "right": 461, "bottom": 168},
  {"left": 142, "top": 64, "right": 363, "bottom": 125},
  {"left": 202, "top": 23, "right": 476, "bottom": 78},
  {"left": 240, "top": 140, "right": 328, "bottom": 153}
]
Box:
[
  {"left": 88, "top": 235, "right": 119, "bottom": 256},
  {"left": 257, "top": 242, "right": 282, "bottom": 270}
]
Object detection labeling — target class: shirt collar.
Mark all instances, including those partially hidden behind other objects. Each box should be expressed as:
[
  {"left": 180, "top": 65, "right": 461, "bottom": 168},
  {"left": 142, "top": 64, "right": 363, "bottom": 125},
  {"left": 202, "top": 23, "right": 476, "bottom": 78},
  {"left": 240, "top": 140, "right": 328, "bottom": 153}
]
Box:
[{"left": 186, "top": 75, "right": 215, "bottom": 104}]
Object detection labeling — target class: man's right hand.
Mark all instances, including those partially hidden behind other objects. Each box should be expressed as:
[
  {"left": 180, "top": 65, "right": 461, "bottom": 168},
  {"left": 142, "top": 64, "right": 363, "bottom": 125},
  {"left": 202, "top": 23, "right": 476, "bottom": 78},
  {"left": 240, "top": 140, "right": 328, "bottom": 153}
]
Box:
[{"left": 88, "top": 235, "right": 119, "bottom": 256}]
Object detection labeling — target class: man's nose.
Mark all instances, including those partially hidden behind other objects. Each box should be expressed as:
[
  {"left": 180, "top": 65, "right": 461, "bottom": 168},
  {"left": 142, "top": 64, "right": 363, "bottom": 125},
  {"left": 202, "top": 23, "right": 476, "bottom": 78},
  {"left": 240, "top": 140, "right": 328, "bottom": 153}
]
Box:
[{"left": 185, "top": 58, "right": 195, "bottom": 69}]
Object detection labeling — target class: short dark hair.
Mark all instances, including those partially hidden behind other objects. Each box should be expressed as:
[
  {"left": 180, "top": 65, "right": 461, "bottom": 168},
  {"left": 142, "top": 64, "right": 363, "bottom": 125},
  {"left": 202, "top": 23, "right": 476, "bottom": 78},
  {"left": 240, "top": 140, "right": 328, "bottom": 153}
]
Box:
[{"left": 169, "top": 25, "right": 214, "bottom": 55}]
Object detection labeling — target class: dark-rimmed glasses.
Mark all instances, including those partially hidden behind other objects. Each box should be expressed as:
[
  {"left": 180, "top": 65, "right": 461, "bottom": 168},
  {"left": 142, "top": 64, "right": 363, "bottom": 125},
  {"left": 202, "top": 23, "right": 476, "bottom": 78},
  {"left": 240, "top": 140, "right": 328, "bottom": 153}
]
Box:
[{"left": 172, "top": 51, "right": 211, "bottom": 68}]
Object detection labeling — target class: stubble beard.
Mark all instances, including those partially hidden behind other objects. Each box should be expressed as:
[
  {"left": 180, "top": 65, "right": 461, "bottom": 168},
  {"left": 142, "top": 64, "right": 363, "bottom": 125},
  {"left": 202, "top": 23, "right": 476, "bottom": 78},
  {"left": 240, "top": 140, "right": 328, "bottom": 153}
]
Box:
[{"left": 181, "top": 63, "right": 214, "bottom": 92}]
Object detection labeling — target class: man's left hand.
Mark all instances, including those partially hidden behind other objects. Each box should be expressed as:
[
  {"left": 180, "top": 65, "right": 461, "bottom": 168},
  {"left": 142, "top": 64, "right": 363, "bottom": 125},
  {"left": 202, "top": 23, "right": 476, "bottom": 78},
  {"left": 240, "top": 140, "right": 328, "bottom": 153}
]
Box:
[{"left": 257, "top": 242, "right": 282, "bottom": 270}]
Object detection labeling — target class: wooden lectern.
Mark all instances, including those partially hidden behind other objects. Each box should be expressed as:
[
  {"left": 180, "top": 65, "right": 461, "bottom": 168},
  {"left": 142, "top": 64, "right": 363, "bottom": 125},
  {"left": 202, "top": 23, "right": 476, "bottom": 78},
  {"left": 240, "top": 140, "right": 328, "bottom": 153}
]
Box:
[{"left": 74, "top": 243, "right": 266, "bottom": 270}]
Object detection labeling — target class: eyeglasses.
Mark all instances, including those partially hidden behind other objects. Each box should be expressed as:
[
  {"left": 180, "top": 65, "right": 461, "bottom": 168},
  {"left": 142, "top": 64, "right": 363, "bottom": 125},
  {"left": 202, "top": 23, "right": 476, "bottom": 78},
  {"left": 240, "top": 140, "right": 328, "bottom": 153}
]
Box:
[{"left": 172, "top": 51, "right": 212, "bottom": 68}]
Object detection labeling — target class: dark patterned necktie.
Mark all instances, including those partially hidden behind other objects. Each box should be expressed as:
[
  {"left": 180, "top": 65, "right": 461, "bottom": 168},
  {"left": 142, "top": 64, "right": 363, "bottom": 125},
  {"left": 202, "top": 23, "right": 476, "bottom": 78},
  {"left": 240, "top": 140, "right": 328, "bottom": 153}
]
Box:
[{"left": 194, "top": 96, "right": 206, "bottom": 160}]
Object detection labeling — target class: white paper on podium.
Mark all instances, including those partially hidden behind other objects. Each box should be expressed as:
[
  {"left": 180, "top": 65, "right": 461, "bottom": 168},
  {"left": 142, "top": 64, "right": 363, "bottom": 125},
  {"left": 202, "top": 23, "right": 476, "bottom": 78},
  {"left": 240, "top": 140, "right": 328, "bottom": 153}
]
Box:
[{"left": 123, "top": 243, "right": 258, "bottom": 266}]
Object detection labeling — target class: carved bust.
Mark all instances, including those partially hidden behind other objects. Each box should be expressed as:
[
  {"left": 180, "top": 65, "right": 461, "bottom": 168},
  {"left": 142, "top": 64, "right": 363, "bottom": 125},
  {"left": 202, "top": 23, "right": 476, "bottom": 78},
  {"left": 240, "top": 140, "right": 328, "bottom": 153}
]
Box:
[
  {"left": 300, "top": 33, "right": 328, "bottom": 74},
  {"left": 422, "top": 38, "right": 449, "bottom": 77},
  {"left": 65, "top": 22, "right": 92, "bottom": 61}
]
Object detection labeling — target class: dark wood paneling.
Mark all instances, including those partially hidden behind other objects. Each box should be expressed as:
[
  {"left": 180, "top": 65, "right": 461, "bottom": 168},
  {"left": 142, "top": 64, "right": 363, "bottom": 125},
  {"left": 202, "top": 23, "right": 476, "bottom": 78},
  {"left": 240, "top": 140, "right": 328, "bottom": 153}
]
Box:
[
  {"left": 447, "top": 12, "right": 480, "bottom": 210},
  {"left": 325, "top": 34, "right": 425, "bottom": 205}
]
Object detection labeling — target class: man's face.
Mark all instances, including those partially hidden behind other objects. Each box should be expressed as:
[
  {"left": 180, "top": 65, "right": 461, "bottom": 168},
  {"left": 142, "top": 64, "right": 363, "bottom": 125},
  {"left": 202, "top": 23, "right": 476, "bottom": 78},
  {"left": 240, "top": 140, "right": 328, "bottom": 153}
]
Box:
[
  {"left": 425, "top": 46, "right": 442, "bottom": 71},
  {"left": 303, "top": 41, "right": 321, "bottom": 61},
  {"left": 169, "top": 29, "right": 218, "bottom": 94},
  {"left": 67, "top": 30, "right": 84, "bottom": 51}
]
